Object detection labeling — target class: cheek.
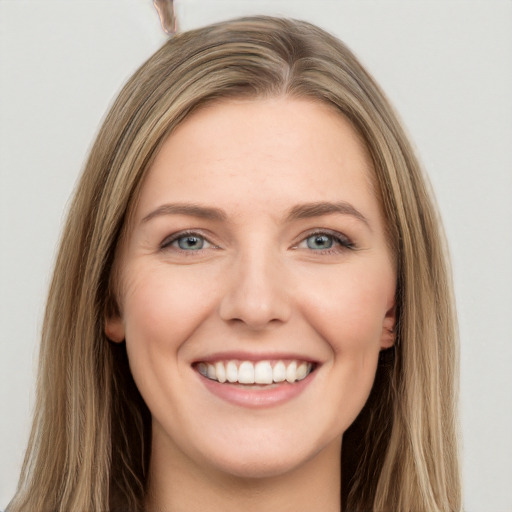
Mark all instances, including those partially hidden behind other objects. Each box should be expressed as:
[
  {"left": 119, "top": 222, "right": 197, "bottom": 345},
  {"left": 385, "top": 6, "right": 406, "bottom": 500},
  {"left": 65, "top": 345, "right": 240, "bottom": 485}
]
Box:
[
  {"left": 119, "top": 265, "right": 224, "bottom": 421},
  {"left": 303, "top": 274, "right": 391, "bottom": 430},
  {"left": 300, "top": 266, "right": 394, "bottom": 354},
  {"left": 302, "top": 263, "right": 394, "bottom": 426},
  {"left": 120, "top": 265, "right": 217, "bottom": 363}
]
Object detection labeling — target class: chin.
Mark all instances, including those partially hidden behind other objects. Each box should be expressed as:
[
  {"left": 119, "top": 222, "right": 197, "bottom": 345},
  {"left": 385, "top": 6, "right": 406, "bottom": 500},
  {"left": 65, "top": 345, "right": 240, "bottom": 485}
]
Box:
[
  {"left": 201, "top": 436, "right": 329, "bottom": 480},
  {"left": 214, "top": 454, "right": 307, "bottom": 480}
]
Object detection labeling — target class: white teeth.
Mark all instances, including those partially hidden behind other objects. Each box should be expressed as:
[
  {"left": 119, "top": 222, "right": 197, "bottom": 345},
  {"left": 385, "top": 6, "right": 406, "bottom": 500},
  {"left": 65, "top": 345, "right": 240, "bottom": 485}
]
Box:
[
  {"left": 226, "top": 361, "right": 238, "bottom": 383},
  {"left": 238, "top": 361, "right": 255, "bottom": 384},
  {"left": 296, "top": 362, "right": 308, "bottom": 380},
  {"left": 254, "top": 361, "right": 273, "bottom": 384},
  {"left": 215, "top": 361, "right": 226, "bottom": 383},
  {"left": 207, "top": 363, "right": 216, "bottom": 380},
  {"left": 198, "top": 359, "right": 313, "bottom": 385},
  {"left": 273, "top": 361, "right": 286, "bottom": 382},
  {"left": 286, "top": 361, "right": 297, "bottom": 383}
]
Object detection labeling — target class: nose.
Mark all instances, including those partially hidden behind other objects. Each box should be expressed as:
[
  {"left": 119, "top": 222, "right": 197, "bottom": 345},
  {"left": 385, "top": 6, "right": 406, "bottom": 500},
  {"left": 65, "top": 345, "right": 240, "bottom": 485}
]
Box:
[{"left": 218, "top": 249, "right": 292, "bottom": 330}]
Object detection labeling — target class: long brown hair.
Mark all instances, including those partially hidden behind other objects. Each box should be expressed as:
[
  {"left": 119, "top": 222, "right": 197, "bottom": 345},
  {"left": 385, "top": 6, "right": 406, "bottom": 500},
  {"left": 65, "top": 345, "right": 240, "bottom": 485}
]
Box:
[{"left": 8, "top": 16, "right": 460, "bottom": 512}]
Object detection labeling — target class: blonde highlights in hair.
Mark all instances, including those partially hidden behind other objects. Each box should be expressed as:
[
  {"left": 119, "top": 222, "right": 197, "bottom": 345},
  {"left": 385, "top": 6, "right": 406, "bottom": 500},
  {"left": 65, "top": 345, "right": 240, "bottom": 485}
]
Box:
[{"left": 8, "top": 16, "right": 460, "bottom": 512}]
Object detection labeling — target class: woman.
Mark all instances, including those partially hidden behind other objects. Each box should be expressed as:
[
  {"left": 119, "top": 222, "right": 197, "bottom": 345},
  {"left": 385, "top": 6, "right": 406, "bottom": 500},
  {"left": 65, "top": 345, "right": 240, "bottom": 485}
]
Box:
[{"left": 7, "top": 16, "right": 460, "bottom": 512}]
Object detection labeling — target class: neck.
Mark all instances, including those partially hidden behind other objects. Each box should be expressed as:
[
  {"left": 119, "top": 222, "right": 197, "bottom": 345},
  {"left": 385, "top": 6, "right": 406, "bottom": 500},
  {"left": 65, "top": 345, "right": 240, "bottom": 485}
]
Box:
[{"left": 145, "top": 435, "right": 342, "bottom": 512}]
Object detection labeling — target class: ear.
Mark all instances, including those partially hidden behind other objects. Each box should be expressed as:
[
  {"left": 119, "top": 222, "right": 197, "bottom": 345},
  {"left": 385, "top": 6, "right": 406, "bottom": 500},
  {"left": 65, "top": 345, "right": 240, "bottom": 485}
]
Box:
[
  {"left": 105, "top": 313, "right": 125, "bottom": 343},
  {"left": 380, "top": 300, "right": 396, "bottom": 350}
]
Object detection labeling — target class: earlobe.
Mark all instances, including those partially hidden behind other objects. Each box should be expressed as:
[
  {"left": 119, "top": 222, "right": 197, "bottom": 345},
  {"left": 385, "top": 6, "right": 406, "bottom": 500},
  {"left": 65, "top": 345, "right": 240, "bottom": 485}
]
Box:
[{"left": 105, "top": 315, "right": 125, "bottom": 343}]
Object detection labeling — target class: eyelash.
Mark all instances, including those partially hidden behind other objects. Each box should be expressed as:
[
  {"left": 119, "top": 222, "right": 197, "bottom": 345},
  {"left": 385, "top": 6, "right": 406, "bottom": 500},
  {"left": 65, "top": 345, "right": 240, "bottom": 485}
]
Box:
[
  {"left": 160, "top": 230, "right": 215, "bottom": 253},
  {"left": 160, "top": 229, "right": 356, "bottom": 257},
  {"left": 294, "top": 229, "right": 356, "bottom": 254}
]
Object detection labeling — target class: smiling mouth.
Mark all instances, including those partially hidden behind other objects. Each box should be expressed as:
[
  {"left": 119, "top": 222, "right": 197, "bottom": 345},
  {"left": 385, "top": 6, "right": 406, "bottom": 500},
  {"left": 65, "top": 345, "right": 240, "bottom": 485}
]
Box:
[{"left": 195, "top": 360, "right": 315, "bottom": 385}]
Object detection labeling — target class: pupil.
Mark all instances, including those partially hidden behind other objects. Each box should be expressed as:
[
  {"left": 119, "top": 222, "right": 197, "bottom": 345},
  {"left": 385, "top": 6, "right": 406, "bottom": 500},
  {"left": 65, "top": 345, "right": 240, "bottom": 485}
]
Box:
[
  {"left": 308, "top": 234, "right": 333, "bottom": 250},
  {"left": 179, "top": 236, "right": 203, "bottom": 250}
]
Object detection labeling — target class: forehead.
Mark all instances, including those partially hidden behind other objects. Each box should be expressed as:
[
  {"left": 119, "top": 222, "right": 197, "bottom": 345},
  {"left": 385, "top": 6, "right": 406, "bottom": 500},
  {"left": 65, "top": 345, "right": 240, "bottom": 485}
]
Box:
[{"left": 135, "top": 97, "right": 379, "bottom": 221}]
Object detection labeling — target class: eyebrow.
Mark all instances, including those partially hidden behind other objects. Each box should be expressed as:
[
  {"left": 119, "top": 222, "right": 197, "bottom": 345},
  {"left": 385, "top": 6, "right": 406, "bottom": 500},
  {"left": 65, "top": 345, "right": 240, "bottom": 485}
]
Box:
[
  {"left": 285, "top": 201, "right": 371, "bottom": 229},
  {"left": 141, "top": 203, "right": 227, "bottom": 223},
  {"left": 141, "top": 200, "right": 370, "bottom": 229}
]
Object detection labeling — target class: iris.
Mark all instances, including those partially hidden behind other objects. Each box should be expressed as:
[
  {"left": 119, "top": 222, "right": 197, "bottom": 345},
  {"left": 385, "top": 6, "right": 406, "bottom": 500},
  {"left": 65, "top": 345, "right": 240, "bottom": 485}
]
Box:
[
  {"left": 177, "top": 235, "right": 204, "bottom": 250},
  {"left": 306, "top": 234, "right": 334, "bottom": 250}
]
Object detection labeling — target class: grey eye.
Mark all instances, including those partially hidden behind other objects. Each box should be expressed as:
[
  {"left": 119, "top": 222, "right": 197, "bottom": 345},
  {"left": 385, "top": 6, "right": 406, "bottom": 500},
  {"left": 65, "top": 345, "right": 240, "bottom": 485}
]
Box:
[
  {"left": 306, "top": 234, "right": 334, "bottom": 250},
  {"left": 177, "top": 235, "right": 205, "bottom": 250}
]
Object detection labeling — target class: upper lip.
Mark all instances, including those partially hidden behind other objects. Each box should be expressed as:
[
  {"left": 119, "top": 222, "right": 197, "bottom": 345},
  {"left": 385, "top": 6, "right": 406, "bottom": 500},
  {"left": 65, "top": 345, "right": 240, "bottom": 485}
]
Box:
[{"left": 192, "top": 351, "right": 319, "bottom": 364}]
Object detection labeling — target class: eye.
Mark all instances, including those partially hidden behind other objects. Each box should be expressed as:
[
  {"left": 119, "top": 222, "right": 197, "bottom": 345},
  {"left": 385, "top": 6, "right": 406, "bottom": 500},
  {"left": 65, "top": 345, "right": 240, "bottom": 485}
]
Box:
[
  {"left": 296, "top": 230, "right": 355, "bottom": 253},
  {"left": 161, "top": 231, "right": 213, "bottom": 252},
  {"left": 306, "top": 234, "right": 335, "bottom": 250},
  {"left": 176, "top": 235, "right": 206, "bottom": 250}
]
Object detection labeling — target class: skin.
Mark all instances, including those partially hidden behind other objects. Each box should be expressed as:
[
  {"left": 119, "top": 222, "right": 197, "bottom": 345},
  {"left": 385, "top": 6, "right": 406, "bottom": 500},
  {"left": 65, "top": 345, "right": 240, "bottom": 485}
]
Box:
[{"left": 106, "top": 97, "right": 396, "bottom": 512}]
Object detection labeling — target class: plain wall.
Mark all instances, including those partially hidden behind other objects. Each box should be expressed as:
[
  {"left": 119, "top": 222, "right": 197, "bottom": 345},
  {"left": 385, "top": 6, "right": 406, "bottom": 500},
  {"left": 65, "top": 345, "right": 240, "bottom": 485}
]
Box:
[{"left": 1, "top": 1, "right": 511, "bottom": 510}]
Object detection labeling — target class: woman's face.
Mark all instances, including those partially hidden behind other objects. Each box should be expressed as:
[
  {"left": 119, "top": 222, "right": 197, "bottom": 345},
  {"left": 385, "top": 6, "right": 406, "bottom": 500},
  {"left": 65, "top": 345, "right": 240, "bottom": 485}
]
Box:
[{"left": 106, "top": 97, "right": 396, "bottom": 480}]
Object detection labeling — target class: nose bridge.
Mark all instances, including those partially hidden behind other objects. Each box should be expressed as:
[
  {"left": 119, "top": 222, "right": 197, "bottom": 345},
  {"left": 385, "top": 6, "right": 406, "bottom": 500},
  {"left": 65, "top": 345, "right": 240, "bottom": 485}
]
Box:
[{"left": 219, "top": 240, "right": 291, "bottom": 329}]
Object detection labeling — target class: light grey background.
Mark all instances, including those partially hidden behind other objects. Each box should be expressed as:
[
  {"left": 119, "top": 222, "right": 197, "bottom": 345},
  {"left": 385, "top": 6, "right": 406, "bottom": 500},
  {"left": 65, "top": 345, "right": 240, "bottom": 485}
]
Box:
[{"left": 1, "top": 1, "right": 511, "bottom": 510}]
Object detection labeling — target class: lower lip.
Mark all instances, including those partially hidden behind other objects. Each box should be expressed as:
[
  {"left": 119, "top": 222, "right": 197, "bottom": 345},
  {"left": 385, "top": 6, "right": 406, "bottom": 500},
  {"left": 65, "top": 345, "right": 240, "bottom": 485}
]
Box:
[{"left": 197, "top": 371, "right": 317, "bottom": 409}]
